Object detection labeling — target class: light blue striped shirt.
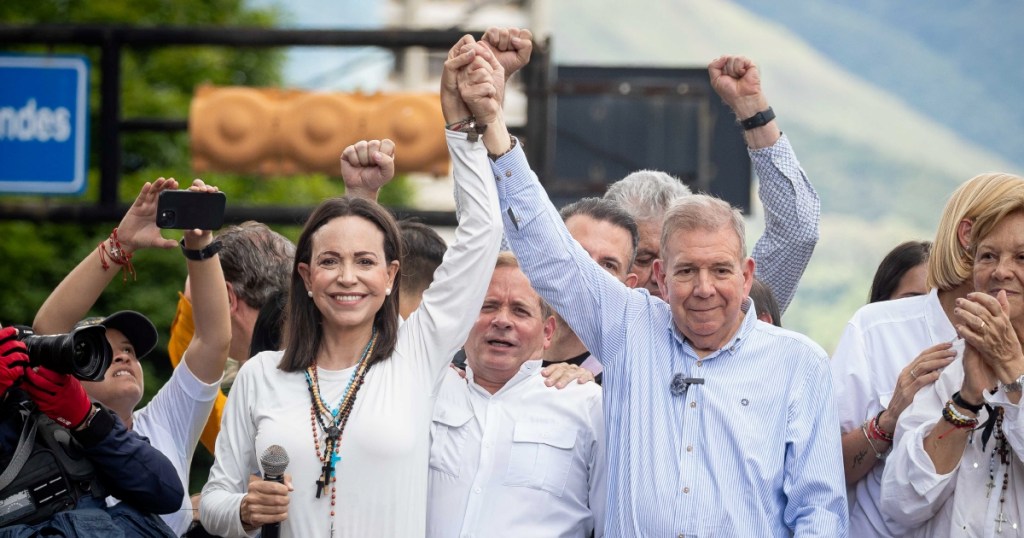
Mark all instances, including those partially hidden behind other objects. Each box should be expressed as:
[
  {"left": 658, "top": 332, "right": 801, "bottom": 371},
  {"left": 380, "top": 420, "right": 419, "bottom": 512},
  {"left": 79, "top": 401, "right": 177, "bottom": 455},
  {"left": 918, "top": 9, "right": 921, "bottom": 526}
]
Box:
[{"left": 490, "top": 145, "right": 848, "bottom": 537}]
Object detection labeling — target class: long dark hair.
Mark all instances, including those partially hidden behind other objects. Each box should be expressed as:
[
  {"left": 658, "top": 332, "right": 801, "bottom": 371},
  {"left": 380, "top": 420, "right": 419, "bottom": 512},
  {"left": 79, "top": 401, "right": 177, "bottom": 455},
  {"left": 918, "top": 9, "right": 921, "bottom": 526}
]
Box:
[
  {"left": 279, "top": 197, "right": 403, "bottom": 371},
  {"left": 869, "top": 240, "right": 931, "bottom": 303}
]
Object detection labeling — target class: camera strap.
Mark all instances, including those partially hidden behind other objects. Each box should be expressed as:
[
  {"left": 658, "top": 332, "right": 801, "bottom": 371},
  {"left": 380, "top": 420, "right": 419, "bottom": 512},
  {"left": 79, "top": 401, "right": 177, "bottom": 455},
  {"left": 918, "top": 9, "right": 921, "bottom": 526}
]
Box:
[{"left": 0, "top": 404, "right": 37, "bottom": 491}]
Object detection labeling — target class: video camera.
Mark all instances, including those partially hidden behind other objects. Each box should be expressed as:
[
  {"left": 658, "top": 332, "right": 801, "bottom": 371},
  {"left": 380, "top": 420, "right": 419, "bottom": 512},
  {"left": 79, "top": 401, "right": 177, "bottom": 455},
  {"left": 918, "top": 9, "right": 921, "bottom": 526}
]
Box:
[{"left": 15, "top": 326, "right": 112, "bottom": 382}]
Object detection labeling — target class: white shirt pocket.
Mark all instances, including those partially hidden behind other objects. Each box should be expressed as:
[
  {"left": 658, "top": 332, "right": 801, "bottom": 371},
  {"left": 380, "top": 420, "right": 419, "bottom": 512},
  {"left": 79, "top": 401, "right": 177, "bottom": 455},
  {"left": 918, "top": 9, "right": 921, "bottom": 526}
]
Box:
[
  {"left": 429, "top": 401, "right": 474, "bottom": 478},
  {"left": 504, "top": 421, "right": 578, "bottom": 497}
]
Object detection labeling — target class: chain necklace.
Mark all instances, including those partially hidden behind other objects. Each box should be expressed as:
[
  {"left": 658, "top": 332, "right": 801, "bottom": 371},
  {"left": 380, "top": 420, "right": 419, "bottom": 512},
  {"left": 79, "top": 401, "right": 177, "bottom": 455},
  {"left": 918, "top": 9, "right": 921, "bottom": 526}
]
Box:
[{"left": 304, "top": 328, "right": 377, "bottom": 522}]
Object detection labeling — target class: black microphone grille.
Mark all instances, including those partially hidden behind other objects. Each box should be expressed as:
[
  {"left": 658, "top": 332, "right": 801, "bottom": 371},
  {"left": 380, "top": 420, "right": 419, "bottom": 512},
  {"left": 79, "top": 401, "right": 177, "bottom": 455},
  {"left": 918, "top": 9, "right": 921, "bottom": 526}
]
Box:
[{"left": 260, "top": 444, "right": 289, "bottom": 476}]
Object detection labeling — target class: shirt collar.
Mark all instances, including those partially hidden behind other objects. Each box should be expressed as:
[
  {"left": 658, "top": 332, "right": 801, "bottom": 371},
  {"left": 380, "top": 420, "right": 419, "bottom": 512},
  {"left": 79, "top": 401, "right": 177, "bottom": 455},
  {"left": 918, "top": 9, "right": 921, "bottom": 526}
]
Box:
[
  {"left": 669, "top": 302, "right": 757, "bottom": 361},
  {"left": 466, "top": 359, "right": 542, "bottom": 398},
  {"left": 924, "top": 288, "right": 957, "bottom": 342}
]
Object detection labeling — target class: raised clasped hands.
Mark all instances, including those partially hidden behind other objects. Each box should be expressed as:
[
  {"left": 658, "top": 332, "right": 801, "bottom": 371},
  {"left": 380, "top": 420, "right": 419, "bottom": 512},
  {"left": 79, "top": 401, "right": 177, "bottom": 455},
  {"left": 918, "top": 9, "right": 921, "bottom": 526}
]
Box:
[
  {"left": 340, "top": 139, "right": 397, "bottom": 200},
  {"left": 955, "top": 291, "right": 1024, "bottom": 399},
  {"left": 456, "top": 42, "right": 505, "bottom": 126}
]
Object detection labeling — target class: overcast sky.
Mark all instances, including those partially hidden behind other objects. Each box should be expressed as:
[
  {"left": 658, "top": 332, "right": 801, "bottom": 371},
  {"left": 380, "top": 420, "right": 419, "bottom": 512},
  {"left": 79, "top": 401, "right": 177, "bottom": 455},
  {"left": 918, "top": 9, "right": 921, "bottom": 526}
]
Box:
[{"left": 247, "top": 0, "right": 394, "bottom": 91}]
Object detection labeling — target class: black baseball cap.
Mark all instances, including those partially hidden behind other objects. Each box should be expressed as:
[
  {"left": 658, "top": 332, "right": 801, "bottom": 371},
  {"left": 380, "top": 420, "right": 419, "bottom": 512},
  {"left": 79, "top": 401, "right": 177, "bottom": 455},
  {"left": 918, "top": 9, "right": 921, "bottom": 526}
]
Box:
[{"left": 74, "top": 310, "right": 159, "bottom": 359}]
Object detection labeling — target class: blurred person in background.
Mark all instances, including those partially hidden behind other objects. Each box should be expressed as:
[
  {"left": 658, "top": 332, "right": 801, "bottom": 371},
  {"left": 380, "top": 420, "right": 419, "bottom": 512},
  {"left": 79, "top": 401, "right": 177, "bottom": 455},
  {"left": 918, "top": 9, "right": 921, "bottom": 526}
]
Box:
[
  {"left": 831, "top": 173, "right": 1024, "bottom": 537},
  {"left": 398, "top": 220, "right": 447, "bottom": 320},
  {"left": 749, "top": 277, "right": 782, "bottom": 326},
  {"left": 868, "top": 240, "right": 932, "bottom": 303}
]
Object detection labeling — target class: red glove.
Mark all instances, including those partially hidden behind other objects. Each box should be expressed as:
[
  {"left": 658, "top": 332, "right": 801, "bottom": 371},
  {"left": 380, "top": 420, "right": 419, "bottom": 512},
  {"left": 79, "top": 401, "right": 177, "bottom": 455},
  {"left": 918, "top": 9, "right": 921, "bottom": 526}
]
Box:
[
  {"left": 0, "top": 327, "right": 29, "bottom": 396},
  {"left": 22, "top": 366, "right": 93, "bottom": 429}
]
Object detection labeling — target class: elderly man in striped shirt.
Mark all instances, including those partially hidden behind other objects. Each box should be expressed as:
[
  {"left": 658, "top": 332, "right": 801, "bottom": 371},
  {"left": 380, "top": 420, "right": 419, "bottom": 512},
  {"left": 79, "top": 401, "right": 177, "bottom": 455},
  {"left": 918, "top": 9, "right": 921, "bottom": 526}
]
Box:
[{"left": 458, "top": 43, "right": 848, "bottom": 537}]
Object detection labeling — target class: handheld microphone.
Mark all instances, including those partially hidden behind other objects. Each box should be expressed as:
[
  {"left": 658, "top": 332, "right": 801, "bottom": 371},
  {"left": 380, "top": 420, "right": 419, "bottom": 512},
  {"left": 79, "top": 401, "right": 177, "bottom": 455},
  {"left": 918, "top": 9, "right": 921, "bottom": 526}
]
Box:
[{"left": 259, "top": 445, "right": 289, "bottom": 538}]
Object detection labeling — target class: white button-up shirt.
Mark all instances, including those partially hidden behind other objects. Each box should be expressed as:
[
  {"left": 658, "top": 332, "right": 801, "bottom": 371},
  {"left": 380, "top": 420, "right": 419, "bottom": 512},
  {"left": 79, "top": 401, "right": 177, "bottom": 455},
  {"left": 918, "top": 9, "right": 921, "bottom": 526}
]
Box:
[
  {"left": 427, "top": 360, "right": 605, "bottom": 538},
  {"left": 830, "top": 289, "right": 956, "bottom": 537},
  {"left": 881, "top": 350, "right": 1024, "bottom": 537}
]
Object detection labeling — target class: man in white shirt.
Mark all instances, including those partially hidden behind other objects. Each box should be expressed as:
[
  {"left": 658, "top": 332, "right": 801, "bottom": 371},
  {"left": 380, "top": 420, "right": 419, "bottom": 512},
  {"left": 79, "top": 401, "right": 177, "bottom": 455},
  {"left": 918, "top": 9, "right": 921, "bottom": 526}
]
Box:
[{"left": 428, "top": 252, "right": 606, "bottom": 538}]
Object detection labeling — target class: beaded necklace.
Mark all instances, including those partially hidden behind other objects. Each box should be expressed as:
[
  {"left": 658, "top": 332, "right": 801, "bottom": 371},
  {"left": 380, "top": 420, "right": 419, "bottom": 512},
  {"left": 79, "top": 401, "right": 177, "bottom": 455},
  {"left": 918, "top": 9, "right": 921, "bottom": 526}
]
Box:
[
  {"left": 304, "top": 328, "right": 377, "bottom": 513},
  {"left": 986, "top": 407, "right": 1017, "bottom": 533}
]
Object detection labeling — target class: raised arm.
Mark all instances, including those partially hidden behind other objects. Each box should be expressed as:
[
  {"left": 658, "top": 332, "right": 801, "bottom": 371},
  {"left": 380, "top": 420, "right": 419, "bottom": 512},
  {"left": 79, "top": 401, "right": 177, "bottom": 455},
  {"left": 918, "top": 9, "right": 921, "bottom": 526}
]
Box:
[
  {"left": 395, "top": 37, "right": 504, "bottom": 380},
  {"left": 33, "top": 178, "right": 180, "bottom": 334},
  {"left": 468, "top": 44, "right": 641, "bottom": 369},
  {"left": 709, "top": 56, "right": 819, "bottom": 313},
  {"left": 179, "top": 180, "right": 232, "bottom": 384},
  {"left": 340, "top": 139, "right": 397, "bottom": 202}
]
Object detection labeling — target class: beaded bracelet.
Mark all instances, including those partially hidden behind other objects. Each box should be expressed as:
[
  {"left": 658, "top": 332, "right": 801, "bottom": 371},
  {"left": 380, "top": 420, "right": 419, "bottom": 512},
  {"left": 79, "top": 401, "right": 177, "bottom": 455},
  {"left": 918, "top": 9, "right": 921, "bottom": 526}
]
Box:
[
  {"left": 866, "top": 410, "right": 894, "bottom": 443},
  {"left": 941, "top": 399, "right": 979, "bottom": 429},
  {"left": 96, "top": 228, "right": 136, "bottom": 283}
]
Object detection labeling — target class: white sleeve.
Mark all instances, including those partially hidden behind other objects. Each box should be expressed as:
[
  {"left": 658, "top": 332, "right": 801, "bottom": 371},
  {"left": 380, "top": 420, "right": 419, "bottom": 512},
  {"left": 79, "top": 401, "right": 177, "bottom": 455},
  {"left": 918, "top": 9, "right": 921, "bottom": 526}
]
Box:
[
  {"left": 880, "top": 359, "right": 964, "bottom": 528},
  {"left": 399, "top": 130, "right": 502, "bottom": 386},
  {"left": 830, "top": 316, "right": 874, "bottom": 434},
  {"left": 139, "top": 360, "right": 220, "bottom": 461},
  {"left": 200, "top": 361, "right": 260, "bottom": 538}
]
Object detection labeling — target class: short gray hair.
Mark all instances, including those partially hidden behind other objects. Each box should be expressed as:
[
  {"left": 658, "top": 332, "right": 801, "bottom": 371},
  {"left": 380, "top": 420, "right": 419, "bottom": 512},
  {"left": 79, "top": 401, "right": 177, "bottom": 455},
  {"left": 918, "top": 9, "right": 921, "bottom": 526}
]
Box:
[
  {"left": 661, "top": 194, "right": 746, "bottom": 259},
  {"left": 604, "top": 170, "right": 692, "bottom": 222},
  {"left": 216, "top": 221, "right": 296, "bottom": 310}
]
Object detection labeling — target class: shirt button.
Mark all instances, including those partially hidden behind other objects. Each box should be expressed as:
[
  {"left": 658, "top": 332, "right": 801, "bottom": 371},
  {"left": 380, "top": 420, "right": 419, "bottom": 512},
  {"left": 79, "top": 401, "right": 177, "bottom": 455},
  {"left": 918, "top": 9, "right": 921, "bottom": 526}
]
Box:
[
  {"left": 505, "top": 170, "right": 512, "bottom": 178},
  {"left": 494, "top": 175, "right": 500, "bottom": 181},
  {"left": 474, "top": 487, "right": 482, "bottom": 494},
  {"left": 696, "top": 360, "right": 703, "bottom": 367},
  {"left": 689, "top": 401, "right": 696, "bottom": 408},
  {"left": 686, "top": 445, "right": 693, "bottom": 452},
  {"left": 683, "top": 487, "right": 690, "bottom": 494}
]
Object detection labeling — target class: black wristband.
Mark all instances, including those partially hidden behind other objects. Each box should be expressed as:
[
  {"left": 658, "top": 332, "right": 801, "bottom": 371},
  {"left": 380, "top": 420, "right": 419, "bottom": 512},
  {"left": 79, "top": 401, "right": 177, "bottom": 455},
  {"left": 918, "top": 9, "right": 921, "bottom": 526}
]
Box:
[
  {"left": 179, "top": 238, "right": 223, "bottom": 261},
  {"left": 71, "top": 404, "right": 114, "bottom": 447},
  {"left": 740, "top": 107, "right": 775, "bottom": 130},
  {"left": 951, "top": 391, "right": 984, "bottom": 414}
]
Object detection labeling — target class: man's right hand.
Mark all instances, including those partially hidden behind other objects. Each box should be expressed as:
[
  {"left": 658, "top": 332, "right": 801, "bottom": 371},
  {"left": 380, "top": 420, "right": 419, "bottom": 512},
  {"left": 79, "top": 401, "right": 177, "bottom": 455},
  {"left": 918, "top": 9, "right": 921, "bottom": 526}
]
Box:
[
  {"left": 0, "top": 327, "right": 29, "bottom": 396},
  {"left": 239, "top": 474, "right": 292, "bottom": 530},
  {"left": 480, "top": 27, "right": 533, "bottom": 103}
]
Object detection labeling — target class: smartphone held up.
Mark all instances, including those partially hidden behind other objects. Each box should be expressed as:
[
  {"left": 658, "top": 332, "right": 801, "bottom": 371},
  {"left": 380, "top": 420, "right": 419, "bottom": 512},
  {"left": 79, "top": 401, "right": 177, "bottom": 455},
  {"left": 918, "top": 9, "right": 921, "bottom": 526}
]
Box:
[{"left": 156, "top": 190, "right": 227, "bottom": 230}]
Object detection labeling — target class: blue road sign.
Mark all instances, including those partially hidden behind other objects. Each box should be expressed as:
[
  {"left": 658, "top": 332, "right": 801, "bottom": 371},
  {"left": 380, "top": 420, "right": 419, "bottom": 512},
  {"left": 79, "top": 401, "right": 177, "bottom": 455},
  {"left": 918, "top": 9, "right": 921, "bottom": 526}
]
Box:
[{"left": 0, "top": 54, "right": 90, "bottom": 195}]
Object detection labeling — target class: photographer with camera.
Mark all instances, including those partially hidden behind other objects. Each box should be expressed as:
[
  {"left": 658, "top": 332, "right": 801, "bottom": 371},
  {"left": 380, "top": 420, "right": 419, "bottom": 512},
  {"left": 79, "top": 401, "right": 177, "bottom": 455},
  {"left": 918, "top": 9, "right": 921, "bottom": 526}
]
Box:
[
  {"left": 32, "top": 177, "right": 231, "bottom": 536},
  {"left": 0, "top": 326, "right": 183, "bottom": 535}
]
